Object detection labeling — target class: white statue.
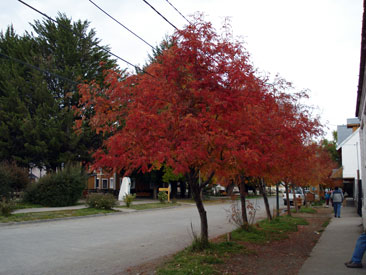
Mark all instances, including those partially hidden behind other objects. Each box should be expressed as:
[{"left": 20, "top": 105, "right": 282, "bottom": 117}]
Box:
[{"left": 118, "top": 177, "right": 131, "bottom": 201}]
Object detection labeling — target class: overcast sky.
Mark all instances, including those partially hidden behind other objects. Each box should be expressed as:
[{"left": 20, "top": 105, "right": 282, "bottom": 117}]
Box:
[{"left": 0, "top": 0, "right": 363, "bottom": 139}]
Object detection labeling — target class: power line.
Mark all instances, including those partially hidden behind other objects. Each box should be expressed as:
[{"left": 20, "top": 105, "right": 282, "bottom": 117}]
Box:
[
  {"left": 142, "top": 0, "right": 178, "bottom": 30},
  {"left": 88, "top": 0, "right": 154, "bottom": 49},
  {"left": 0, "top": 52, "right": 80, "bottom": 86},
  {"left": 164, "top": 0, "right": 191, "bottom": 24},
  {"left": 17, "top": 0, "right": 148, "bottom": 74}
]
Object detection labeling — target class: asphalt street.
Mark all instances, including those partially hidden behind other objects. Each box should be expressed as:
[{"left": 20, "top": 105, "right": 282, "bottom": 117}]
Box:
[{"left": 0, "top": 197, "right": 282, "bottom": 275}]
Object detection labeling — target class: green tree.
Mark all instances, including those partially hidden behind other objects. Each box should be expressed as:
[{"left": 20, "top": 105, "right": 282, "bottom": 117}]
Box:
[
  {"left": 0, "top": 14, "right": 119, "bottom": 170},
  {"left": 321, "top": 131, "right": 341, "bottom": 166},
  {"left": 0, "top": 26, "right": 52, "bottom": 168}
]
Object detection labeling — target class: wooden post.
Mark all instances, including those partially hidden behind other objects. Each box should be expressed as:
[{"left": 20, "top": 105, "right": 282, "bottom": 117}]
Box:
[{"left": 158, "top": 186, "right": 171, "bottom": 202}]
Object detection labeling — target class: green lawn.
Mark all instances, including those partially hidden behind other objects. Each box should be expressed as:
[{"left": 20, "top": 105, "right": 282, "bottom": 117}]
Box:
[
  {"left": 13, "top": 201, "right": 85, "bottom": 210},
  {"left": 13, "top": 202, "right": 44, "bottom": 210},
  {"left": 0, "top": 208, "right": 117, "bottom": 223}
]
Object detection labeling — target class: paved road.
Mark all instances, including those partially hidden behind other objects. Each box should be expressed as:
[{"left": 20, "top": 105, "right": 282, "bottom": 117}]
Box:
[{"left": 0, "top": 197, "right": 282, "bottom": 275}]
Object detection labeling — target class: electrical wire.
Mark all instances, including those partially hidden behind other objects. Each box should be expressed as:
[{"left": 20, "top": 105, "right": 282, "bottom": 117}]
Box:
[
  {"left": 141, "top": 0, "right": 178, "bottom": 30},
  {"left": 0, "top": 52, "right": 80, "bottom": 86},
  {"left": 17, "top": 0, "right": 151, "bottom": 75},
  {"left": 164, "top": 0, "right": 191, "bottom": 24},
  {"left": 88, "top": 0, "right": 154, "bottom": 49}
]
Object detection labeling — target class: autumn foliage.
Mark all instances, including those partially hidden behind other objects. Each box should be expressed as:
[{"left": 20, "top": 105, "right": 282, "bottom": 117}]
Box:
[{"left": 75, "top": 17, "right": 332, "bottom": 242}]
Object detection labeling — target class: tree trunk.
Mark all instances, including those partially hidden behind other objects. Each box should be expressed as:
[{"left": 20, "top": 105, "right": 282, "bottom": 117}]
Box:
[
  {"left": 285, "top": 182, "right": 291, "bottom": 216},
  {"left": 259, "top": 178, "right": 272, "bottom": 220},
  {"left": 180, "top": 182, "right": 186, "bottom": 198},
  {"left": 185, "top": 168, "right": 214, "bottom": 247},
  {"left": 292, "top": 184, "right": 298, "bottom": 213},
  {"left": 171, "top": 181, "right": 177, "bottom": 199},
  {"left": 190, "top": 181, "right": 208, "bottom": 244},
  {"left": 226, "top": 182, "right": 235, "bottom": 196},
  {"left": 239, "top": 180, "right": 249, "bottom": 229}
]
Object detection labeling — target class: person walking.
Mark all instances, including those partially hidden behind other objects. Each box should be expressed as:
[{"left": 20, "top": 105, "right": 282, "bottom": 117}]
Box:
[
  {"left": 330, "top": 187, "right": 344, "bottom": 218},
  {"left": 345, "top": 232, "right": 366, "bottom": 268},
  {"left": 325, "top": 190, "right": 331, "bottom": 207}
]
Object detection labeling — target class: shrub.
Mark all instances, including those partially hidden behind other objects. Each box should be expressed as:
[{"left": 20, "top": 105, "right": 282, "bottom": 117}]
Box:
[
  {"left": 86, "top": 193, "right": 117, "bottom": 210},
  {"left": 158, "top": 191, "right": 168, "bottom": 203},
  {"left": 124, "top": 193, "right": 136, "bottom": 207},
  {"left": 0, "top": 198, "right": 15, "bottom": 217},
  {"left": 23, "top": 165, "right": 87, "bottom": 207},
  {"left": 0, "top": 161, "right": 29, "bottom": 199}
]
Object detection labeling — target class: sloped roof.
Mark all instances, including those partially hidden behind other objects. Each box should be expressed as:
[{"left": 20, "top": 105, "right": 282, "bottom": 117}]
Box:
[
  {"left": 337, "top": 124, "right": 353, "bottom": 145},
  {"left": 336, "top": 128, "right": 360, "bottom": 150}
]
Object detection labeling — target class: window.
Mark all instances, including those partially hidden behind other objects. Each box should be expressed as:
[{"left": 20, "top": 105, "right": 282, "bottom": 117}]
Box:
[
  {"left": 110, "top": 178, "right": 114, "bottom": 189},
  {"left": 95, "top": 177, "right": 99, "bottom": 189},
  {"left": 102, "top": 178, "right": 108, "bottom": 189}
]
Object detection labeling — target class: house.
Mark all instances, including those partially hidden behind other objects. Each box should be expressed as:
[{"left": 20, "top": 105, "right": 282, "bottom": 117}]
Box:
[
  {"left": 28, "top": 165, "right": 47, "bottom": 182},
  {"left": 336, "top": 123, "right": 362, "bottom": 211},
  {"left": 355, "top": 0, "right": 366, "bottom": 226},
  {"left": 85, "top": 168, "right": 188, "bottom": 199},
  {"left": 86, "top": 168, "right": 162, "bottom": 198},
  {"left": 86, "top": 169, "right": 127, "bottom": 195}
]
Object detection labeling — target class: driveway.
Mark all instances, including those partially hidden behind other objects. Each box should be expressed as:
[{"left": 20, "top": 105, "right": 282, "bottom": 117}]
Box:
[{"left": 0, "top": 197, "right": 282, "bottom": 275}]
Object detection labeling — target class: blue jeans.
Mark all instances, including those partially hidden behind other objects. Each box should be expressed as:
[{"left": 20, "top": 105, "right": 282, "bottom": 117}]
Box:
[
  {"left": 351, "top": 232, "right": 366, "bottom": 263},
  {"left": 333, "top": 202, "right": 341, "bottom": 217}
]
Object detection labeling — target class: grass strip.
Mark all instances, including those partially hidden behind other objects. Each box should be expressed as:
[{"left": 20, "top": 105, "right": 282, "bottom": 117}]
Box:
[
  {"left": 157, "top": 242, "right": 249, "bottom": 275},
  {"left": 13, "top": 202, "right": 44, "bottom": 210},
  {"left": 157, "top": 215, "right": 308, "bottom": 274},
  {"left": 311, "top": 200, "right": 325, "bottom": 206},
  {"left": 291, "top": 207, "right": 317, "bottom": 214},
  {"left": 0, "top": 208, "right": 116, "bottom": 223},
  {"left": 232, "top": 216, "right": 308, "bottom": 244}
]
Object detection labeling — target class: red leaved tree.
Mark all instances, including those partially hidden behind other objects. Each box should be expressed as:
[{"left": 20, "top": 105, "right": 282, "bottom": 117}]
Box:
[
  {"left": 76, "top": 17, "right": 268, "bottom": 245},
  {"left": 227, "top": 76, "right": 322, "bottom": 220}
]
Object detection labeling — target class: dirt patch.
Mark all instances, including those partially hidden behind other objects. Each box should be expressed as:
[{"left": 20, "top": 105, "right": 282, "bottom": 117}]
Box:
[{"left": 122, "top": 207, "right": 332, "bottom": 275}]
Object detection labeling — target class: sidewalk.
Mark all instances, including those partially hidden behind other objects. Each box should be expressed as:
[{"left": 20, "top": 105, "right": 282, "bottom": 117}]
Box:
[{"left": 299, "top": 205, "right": 365, "bottom": 275}]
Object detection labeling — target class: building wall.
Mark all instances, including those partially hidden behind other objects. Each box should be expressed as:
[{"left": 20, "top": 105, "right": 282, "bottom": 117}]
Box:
[
  {"left": 341, "top": 129, "right": 362, "bottom": 179},
  {"left": 358, "top": 103, "right": 366, "bottom": 229},
  {"left": 87, "top": 169, "right": 118, "bottom": 191},
  {"left": 359, "top": 123, "right": 366, "bottom": 226},
  {"left": 357, "top": 69, "right": 366, "bottom": 229}
]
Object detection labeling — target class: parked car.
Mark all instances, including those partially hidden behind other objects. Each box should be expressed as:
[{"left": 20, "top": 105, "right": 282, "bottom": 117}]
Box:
[
  {"left": 212, "top": 184, "right": 226, "bottom": 195},
  {"left": 283, "top": 188, "right": 305, "bottom": 205},
  {"left": 212, "top": 184, "right": 239, "bottom": 195}
]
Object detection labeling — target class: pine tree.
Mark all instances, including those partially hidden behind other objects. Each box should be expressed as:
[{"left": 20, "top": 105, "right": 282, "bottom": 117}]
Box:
[{"left": 0, "top": 14, "right": 119, "bottom": 170}]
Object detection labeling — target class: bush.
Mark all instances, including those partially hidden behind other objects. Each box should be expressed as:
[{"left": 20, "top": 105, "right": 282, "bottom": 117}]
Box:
[
  {"left": 0, "top": 161, "right": 29, "bottom": 199},
  {"left": 23, "top": 165, "right": 87, "bottom": 207},
  {"left": 0, "top": 198, "right": 15, "bottom": 217},
  {"left": 124, "top": 193, "right": 136, "bottom": 207},
  {"left": 158, "top": 191, "right": 168, "bottom": 203},
  {"left": 86, "top": 193, "right": 117, "bottom": 210}
]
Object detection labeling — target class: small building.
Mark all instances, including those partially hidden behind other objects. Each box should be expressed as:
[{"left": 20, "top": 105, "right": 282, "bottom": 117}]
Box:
[
  {"left": 86, "top": 169, "right": 125, "bottom": 195},
  {"left": 336, "top": 126, "right": 362, "bottom": 203}
]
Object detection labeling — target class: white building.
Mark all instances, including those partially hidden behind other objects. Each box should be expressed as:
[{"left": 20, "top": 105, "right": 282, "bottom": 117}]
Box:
[{"left": 337, "top": 127, "right": 362, "bottom": 206}]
